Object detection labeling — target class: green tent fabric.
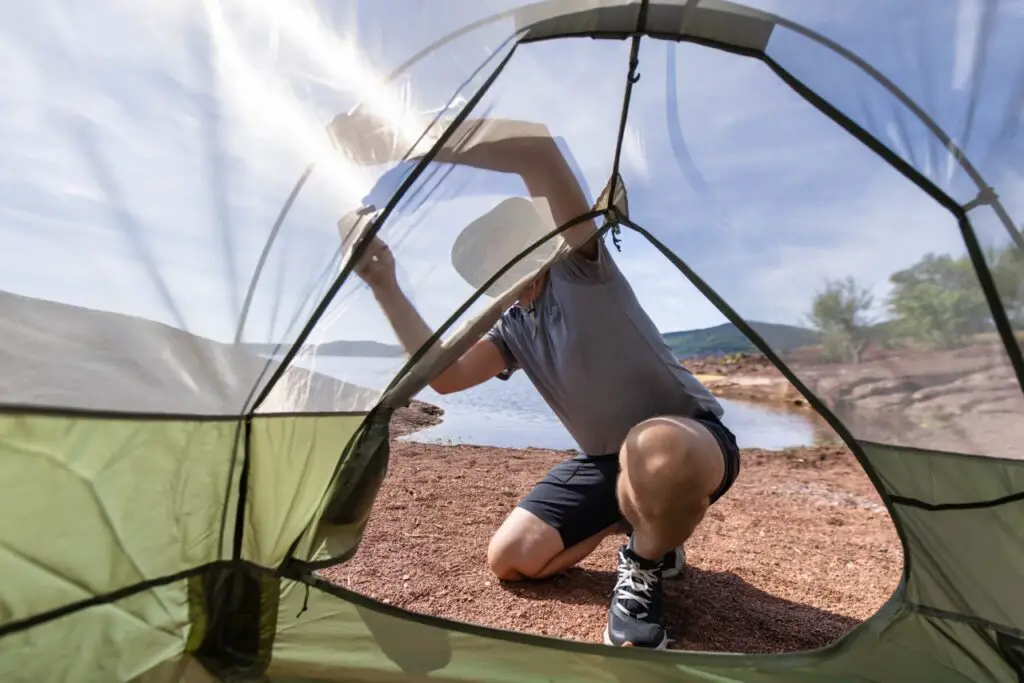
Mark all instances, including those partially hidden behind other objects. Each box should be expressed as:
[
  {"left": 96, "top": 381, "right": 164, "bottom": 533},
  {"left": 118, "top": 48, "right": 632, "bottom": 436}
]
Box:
[{"left": 2, "top": 0, "right": 1023, "bottom": 681}]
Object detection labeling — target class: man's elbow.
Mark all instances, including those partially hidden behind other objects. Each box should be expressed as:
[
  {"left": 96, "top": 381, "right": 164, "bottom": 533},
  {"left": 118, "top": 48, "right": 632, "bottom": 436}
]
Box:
[
  {"left": 498, "top": 130, "right": 560, "bottom": 172},
  {"left": 430, "top": 381, "right": 456, "bottom": 396},
  {"left": 429, "top": 373, "right": 460, "bottom": 395}
]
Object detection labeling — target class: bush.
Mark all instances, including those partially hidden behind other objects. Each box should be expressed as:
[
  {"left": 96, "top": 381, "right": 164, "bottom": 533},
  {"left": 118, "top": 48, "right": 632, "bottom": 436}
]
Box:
[
  {"left": 887, "top": 253, "right": 991, "bottom": 350},
  {"left": 807, "top": 277, "right": 873, "bottom": 364}
]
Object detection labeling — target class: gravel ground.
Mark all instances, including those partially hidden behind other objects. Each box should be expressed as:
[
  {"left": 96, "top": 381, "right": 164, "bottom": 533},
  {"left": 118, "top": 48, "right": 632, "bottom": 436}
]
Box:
[{"left": 320, "top": 427, "right": 903, "bottom": 654}]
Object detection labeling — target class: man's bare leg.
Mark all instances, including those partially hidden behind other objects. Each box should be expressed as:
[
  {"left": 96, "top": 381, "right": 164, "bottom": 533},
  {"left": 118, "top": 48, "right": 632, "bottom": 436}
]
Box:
[
  {"left": 619, "top": 417, "right": 725, "bottom": 559},
  {"left": 486, "top": 508, "right": 618, "bottom": 581},
  {"left": 604, "top": 416, "right": 728, "bottom": 649}
]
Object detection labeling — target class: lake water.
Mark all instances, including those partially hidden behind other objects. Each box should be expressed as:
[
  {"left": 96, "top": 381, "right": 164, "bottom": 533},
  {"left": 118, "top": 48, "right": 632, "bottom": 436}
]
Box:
[{"left": 304, "top": 356, "right": 829, "bottom": 452}]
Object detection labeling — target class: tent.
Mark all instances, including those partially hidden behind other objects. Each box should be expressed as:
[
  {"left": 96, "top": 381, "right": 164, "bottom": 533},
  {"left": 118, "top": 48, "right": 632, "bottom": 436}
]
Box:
[{"left": 1, "top": 0, "right": 1023, "bottom": 680}]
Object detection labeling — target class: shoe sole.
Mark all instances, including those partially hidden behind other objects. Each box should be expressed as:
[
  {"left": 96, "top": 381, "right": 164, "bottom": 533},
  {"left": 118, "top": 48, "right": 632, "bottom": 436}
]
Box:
[{"left": 602, "top": 626, "right": 669, "bottom": 650}]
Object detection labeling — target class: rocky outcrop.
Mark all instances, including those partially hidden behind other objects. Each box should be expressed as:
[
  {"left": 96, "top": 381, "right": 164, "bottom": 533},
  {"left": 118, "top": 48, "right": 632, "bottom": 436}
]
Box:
[
  {"left": 688, "top": 345, "right": 1023, "bottom": 456},
  {"left": 391, "top": 400, "right": 444, "bottom": 438},
  {"left": 796, "top": 343, "right": 1022, "bottom": 456},
  {"left": 701, "top": 375, "right": 811, "bottom": 410}
]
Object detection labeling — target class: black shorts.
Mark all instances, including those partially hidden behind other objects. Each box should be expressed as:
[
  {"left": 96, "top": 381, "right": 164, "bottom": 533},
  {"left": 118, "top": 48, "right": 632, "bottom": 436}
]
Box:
[{"left": 516, "top": 411, "right": 741, "bottom": 549}]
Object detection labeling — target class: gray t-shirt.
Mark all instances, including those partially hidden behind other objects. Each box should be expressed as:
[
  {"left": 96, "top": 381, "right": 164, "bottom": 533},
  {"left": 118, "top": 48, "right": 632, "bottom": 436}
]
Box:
[{"left": 485, "top": 237, "right": 724, "bottom": 456}]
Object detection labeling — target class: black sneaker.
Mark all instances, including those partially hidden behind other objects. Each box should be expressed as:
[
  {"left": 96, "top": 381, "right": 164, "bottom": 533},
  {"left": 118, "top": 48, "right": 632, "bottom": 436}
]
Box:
[
  {"left": 662, "top": 547, "right": 686, "bottom": 580},
  {"left": 603, "top": 545, "right": 668, "bottom": 649},
  {"left": 616, "top": 521, "right": 685, "bottom": 579}
]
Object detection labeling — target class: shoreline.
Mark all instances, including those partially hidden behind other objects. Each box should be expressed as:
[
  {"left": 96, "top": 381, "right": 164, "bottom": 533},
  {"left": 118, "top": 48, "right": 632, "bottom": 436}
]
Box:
[
  {"left": 396, "top": 354, "right": 823, "bottom": 436},
  {"left": 686, "top": 353, "right": 813, "bottom": 411},
  {"left": 392, "top": 398, "right": 445, "bottom": 438},
  {"left": 391, "top": 352, "right": 820, "bottom": 447}
]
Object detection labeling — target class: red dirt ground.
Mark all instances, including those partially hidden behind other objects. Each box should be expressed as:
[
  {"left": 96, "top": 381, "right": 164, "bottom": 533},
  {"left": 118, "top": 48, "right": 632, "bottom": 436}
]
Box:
[{"left": 321, "top": 407, "right": 903, "bottom": 654}]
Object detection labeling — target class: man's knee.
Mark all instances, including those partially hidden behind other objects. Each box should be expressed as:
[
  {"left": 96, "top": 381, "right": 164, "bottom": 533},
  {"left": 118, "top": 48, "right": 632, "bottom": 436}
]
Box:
[
  {"left": 619, "top": 417, "right": 724, "bottom": 515},
  {"left": 486, "top": 508, "right": 563, "bottom": 581},
  {"left": 487, "top": 534, "right": 532, "bottom": 581}
]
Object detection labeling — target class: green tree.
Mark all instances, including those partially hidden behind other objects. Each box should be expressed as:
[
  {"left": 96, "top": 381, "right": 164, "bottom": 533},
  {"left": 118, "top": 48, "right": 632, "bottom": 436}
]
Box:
[
  {"left": 886, "top": 253, "right": 990, "bottom": 349},
  {"left": 808, "top": 277, "right": 874, "bottom": 363},
  {"left": 989, "top": 245, "right": 1024, "bottom": 328}
]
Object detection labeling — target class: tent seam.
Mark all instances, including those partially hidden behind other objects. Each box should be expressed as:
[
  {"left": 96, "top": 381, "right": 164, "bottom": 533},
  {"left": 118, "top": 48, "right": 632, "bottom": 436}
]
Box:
[
  {"left": 0, "top": 406, "right": 369, "bottom": 421},
  {"left": 231, "top": 416, "right": 253, "bottom": 561},
  {"left": 858, "top": 439, "right": 1024, "bottom": 465},
  {"left": 0, "top": 560, "right": 254, "bottom": 638},
  {"left": 293, "top": 571, "right": 909, "bottom": 671},
  {"left": 953, "top": 213, "right": 1024, "bottom": 397},
  {"left": 906, "top": 602, "right": 1024, "bottom": 640},
  {"left": 890, "top": 491, "right": 1024, "bottom": 512}
]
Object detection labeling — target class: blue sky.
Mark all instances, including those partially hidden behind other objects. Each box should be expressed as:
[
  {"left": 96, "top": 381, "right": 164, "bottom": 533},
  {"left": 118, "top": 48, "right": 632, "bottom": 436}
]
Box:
[{"left": 1, "top": 0, "right": 1022, "bottom": 355}]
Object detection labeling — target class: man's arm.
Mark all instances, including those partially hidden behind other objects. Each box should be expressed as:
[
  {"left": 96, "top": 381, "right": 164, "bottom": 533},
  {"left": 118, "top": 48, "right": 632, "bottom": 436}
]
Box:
[
  {"left": 331, "top": 115, "right": 601, "bottom": 260},
  {"left": 433, "top": 118, "right": 600, "bottom": 261},
  {"left": 353, "top": 236, "right": 508, "bottom": 395},
  {"left": 371, "top": 283, "right": 509, "bottom": 395}
]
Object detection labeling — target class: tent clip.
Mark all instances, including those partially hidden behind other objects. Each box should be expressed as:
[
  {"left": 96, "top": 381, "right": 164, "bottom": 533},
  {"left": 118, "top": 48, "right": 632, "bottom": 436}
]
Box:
[
  {"left": 627, "top": 47, "right": 642, "bottom": 84},
  {"left": 610, "top": 222, "right": 623, "bottom": 251},
  {"left": 962, "top": 186, "right": 998, "bottom": 213}
]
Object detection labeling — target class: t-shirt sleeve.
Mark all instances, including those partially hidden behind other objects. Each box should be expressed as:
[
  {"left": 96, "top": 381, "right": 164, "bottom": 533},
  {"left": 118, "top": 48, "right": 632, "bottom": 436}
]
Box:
[
  {"left": 552, "top": 233, "right": 618, "bottom": 284},
  {"left": 484, "top": 314, "right": 520, "bottom": 378}
]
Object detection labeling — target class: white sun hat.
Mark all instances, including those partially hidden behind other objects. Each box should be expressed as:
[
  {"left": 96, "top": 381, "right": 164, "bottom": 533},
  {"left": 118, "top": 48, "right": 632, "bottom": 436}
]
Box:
[{"left": 450, "top": 196, "right": 564, "bottom": 297}]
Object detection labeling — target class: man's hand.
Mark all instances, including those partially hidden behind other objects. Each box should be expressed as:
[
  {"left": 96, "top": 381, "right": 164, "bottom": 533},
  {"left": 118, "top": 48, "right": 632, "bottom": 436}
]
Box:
[
  {"left": 352, "top": 236, "right": 398, "bottom": 292},
  {"left": 327, "top": 109, "right": 428, "bottom": 166},
  {"left": 341, "top": 226, "right": 509, "bottom": 396},
  {"left": 338, "top": 208, "right": 398, "bottom": 292}
]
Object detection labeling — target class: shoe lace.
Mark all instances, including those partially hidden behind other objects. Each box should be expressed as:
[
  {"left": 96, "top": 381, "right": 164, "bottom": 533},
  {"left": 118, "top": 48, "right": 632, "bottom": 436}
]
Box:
[{"left": 613, "top": 556, "right": 659, "bottom": 619}]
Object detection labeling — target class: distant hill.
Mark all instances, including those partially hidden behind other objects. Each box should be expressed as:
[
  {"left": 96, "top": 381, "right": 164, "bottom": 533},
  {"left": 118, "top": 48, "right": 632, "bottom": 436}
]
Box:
[
  {"left": 663, "top": 321, "right": 820, "bottom": 358},
  {"left": 242, "top": 339, "right": 403, "bottom": 358},
  {"left": 248, "top": 323, "right": 816, "bottom": 360}
]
